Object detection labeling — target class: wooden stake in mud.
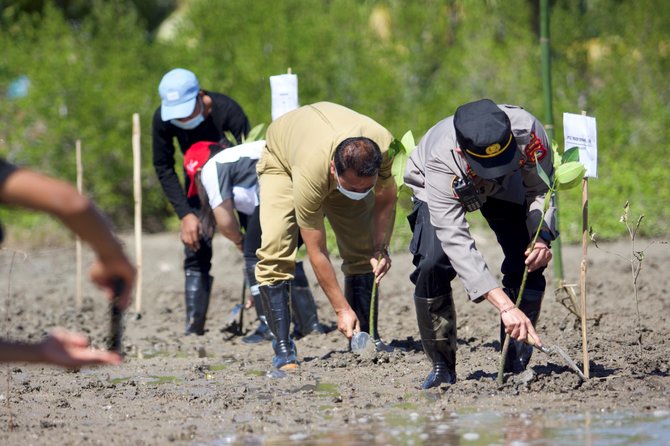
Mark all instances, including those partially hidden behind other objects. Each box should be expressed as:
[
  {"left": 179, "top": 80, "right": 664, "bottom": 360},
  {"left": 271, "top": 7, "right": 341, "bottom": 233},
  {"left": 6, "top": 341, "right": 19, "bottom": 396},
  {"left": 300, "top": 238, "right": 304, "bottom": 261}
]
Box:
[
  {"left": 580, "top": 177, "right": 590, "bottom": 378},
  {"left": 579, "top": 110, "right": 590, "bottom": 379},
  {"left": 75, "top": 139, "right": 83, "bottom": 308},
  {"left": 132, "top": 113, "right": 143, "bottom": 314}
]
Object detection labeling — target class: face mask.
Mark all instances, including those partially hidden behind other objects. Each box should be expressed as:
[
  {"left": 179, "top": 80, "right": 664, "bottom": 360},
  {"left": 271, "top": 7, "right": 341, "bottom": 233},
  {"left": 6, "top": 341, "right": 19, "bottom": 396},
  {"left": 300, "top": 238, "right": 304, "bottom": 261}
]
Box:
[
  {"left": 170, "top": 99, "right": 204, "bottom": 130},
  {"left": 335, "top": 168, "right": 373, "bottom": 200}
]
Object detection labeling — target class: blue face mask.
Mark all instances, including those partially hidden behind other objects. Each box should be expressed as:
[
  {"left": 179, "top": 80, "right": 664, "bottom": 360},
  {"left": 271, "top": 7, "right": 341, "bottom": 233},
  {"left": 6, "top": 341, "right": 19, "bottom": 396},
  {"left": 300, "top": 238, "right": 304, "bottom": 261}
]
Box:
[
  {"left": 335, "top": 168, "right": 374, "bottom": 201},
  {"left": 170, "top": 99, "right": 204, "bottom": 130}
]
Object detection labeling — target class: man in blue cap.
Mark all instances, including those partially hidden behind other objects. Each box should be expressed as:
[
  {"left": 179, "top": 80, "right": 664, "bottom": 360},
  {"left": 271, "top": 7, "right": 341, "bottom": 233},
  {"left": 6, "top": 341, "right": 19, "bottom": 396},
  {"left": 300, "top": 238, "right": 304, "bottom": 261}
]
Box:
[
  {"left": 404, "top": 99, "right": 557, "bottom": 388},
  {"left": 152, "top": 68, "right": 250, "bottom": 335}
]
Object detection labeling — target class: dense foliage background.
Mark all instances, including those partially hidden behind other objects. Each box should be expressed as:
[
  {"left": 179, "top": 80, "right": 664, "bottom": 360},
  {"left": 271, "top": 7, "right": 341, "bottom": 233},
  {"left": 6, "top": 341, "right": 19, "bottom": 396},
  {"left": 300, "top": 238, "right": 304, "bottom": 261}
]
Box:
[{"left": 1, "top": 0, "right": 668, "bottom": 244}]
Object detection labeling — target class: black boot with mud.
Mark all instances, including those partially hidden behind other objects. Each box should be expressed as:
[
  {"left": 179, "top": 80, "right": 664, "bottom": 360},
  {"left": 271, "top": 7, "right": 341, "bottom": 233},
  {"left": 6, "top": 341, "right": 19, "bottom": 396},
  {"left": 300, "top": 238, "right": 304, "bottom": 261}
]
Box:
[
  {"left": 184, "top": 270, "right": 212, "bottom": 336},
  {"left": 242, "top": 291, "right": 273, "bottom": 344},
  {"left": 259, "top": 281, "right": 299, "bottom": 373},
  {"left": 290, "top": 262, "right": 328, "bottom": 338},
  {"left": 414, "top": 294, "right": 457, "bottom": 389}
]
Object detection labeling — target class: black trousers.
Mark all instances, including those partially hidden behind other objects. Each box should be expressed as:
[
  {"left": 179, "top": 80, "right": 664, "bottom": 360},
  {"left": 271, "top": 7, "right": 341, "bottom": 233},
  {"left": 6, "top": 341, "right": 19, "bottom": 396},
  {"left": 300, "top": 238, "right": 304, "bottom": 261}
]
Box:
[
  {"left": 408, "top": 197, "right": 546, "bottom": 299},
  {"left": 183, "top": 199, "right": 213, "bottom": 275}
]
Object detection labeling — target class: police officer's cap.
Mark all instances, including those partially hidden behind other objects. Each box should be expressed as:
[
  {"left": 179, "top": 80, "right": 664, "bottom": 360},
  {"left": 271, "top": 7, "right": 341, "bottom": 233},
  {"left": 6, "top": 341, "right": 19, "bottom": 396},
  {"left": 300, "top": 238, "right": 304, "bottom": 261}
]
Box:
[{"left": 454, "top": 98, "right": 520, "bottom": 179}]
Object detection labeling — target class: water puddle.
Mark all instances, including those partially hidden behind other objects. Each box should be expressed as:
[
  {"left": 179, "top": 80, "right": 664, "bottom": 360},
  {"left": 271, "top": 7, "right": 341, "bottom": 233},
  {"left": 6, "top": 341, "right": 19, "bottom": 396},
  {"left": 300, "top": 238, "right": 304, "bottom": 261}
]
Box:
[{"left": 205, "top": 409, "right": 670, "bottom": 445}]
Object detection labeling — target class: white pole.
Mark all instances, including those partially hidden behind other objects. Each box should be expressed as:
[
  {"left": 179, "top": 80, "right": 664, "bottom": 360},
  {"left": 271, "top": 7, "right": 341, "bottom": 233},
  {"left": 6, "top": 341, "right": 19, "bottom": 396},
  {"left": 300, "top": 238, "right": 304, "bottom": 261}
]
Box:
[
  {"left": 75, "top": 139, "right": 83, "bottom": 308},
  {"left": 132, "top": 113, "right": 143, "bottom": 314}
]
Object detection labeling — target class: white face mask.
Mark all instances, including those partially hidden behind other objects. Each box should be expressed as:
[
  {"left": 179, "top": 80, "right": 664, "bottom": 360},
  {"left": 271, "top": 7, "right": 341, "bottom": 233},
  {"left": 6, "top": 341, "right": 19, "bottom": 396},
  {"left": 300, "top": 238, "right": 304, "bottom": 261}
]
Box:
[
  {"left": 334, "top": 168, "right": 373, "bottom": 201},
  {"left": 170, "top": 99, "right": 204, "bottom": 130}
]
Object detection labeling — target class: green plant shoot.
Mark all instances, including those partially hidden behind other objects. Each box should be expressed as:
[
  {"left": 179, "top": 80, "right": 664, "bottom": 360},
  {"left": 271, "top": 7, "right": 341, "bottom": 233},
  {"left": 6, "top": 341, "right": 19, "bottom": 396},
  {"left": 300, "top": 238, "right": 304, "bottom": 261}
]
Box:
[
  {"left": 369, "top": 131, "right": 415, "bottom": 339},
  {"left": 497, "top": 143, "right": 586, "bottom": 386},
  {"left": 224, "top": 123, "right": 266, "bottom": 146}
]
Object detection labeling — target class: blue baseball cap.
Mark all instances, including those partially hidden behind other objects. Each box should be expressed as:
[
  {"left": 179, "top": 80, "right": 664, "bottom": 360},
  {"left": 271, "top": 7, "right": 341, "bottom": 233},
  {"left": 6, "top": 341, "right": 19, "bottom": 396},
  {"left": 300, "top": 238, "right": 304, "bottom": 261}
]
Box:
[{"left": 158, "top": 68, "right": 200, "bottom": 121}]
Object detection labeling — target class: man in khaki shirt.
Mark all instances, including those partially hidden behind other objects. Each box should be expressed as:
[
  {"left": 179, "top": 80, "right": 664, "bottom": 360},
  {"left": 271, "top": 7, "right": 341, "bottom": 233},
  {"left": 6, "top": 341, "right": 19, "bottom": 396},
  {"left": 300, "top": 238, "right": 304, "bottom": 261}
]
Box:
[
  {"left": 255, "top": 102, "right": 397, "bottom": 371},
  {"left": 404, "top": 99, "right": 556, "bottom": 388}
]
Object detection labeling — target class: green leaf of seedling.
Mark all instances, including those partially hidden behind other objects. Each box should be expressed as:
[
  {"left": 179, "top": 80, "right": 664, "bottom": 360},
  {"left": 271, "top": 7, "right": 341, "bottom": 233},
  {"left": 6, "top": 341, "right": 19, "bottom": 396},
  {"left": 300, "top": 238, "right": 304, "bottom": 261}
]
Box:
[
  {"left": 555, "top": 161, "right": 586, "bottom": 190},
  {"left": 388, "top": 138, "right": 403, "bottom": 159},
  {"left": 562, "top": 146, "right": 580, "bottom": 163},
  {"left": 223, "top": 130, "right": 238, "bottom": 146},
  {"left": 391, "top": 149, "right": 410, "bottom": 192},
  {"left": 245, "top": 123, "right": 266, "bottom": 142},
  {"left": 389, "top": 130, "right": 416, "bottom": 194},
  {"left": 400, "top": 130, "right": 416, "bottom": 156},
  {"left": 536, "top": 158, "right": 552, "bottom": 188},
  {"left": 551, "top": 140, "right": 562, "bottom": 170}
]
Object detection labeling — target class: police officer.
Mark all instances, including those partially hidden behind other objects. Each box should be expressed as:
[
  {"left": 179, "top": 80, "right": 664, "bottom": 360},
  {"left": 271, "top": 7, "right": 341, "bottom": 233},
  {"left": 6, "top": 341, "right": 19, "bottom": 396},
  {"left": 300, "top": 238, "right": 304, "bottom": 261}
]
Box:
[
  {"left": 404, "top": 99, "right": 556, "bottom": 389},
  {"left": 152, "top": 68, "right": 250, "bottom": 335},
  {"left": 183, "top": 140, "right": 326, "bottom": 343},
  {"left": 255, "top": 102, "right": 397, "bottom": 371}
]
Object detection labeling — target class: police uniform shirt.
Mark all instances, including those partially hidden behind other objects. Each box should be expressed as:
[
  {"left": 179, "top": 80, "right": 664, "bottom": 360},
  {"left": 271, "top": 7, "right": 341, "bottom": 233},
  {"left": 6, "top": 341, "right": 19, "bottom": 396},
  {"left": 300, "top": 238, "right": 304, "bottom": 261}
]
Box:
[
  {"left": 262, "top": 102, "right": 394, "bottom": 230},
  {"left": 200, "top": 140, "right": 264, "bottom": 215},
  {"left": 404, "top": 104, "right": 556, "bottom": 301}
]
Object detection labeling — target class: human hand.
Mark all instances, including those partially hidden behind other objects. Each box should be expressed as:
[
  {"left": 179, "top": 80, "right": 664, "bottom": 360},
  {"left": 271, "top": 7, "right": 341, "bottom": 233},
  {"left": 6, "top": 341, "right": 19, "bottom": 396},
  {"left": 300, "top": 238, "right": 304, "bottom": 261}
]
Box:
[
  {"left": 336, "top": 307, "right": 359, "bottom": 339},
  {"left": 89, "top": 253, "right": 135, "bottom": 310},
  {"left": 500, "top": 306, "right": 542, "bottom": 347},
  {"left": 370, "top": 248, "right": 392, "bottom": 284},
  {"left": 39, "top": 328, "right": 123, "bottom": 368},
  {"left": 525, "top": 241, "right": 552, "bottom": 272},
  {"left": 180, "top": 213, "right": 202, "bottom": 251}
]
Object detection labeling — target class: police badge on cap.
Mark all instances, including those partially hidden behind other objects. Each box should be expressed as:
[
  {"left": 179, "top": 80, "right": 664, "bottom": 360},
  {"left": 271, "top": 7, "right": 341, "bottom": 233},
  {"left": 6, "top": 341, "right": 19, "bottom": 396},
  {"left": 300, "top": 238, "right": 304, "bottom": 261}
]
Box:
[{"left": 454, "top": 99, "right": 521, "bottom": 179}]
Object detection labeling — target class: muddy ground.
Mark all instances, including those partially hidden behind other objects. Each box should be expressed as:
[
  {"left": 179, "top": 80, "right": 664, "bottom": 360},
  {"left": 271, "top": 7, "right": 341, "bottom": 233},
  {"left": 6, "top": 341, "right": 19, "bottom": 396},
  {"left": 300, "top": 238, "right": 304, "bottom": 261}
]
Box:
[{"left": 0, "top": 230, "right": 668, "bottom": 445}]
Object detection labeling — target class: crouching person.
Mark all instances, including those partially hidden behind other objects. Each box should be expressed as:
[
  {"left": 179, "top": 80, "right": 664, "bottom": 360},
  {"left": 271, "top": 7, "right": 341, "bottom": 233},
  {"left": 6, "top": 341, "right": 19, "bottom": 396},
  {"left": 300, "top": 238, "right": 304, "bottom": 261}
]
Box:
[
  {"left": 255, "top": 102, "right": 397, "bottom": 372},
  {"left": 183, "top": 140, "right": 326, "bottom": 345},
  {"left": 404, "top": 99, "right": 555, "bottom": 388}
]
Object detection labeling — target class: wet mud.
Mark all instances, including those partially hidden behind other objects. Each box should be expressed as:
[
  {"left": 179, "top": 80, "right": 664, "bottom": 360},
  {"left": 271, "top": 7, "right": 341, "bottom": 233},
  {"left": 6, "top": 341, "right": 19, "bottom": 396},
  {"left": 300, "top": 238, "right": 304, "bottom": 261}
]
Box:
[{"left": 0, "top": 232, "right": 668, "bottom": 444}]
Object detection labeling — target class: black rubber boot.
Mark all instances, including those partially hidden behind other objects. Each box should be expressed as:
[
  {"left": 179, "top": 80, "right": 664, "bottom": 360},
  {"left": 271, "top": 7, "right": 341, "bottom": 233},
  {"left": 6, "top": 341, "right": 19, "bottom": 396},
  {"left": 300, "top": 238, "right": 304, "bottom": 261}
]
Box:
[
  {"left": 500, "top": 288, "right": 544, "bottom": 373},
  {"left": 242, "top": 289, "right": 273, "bottom": 344},
  {"left": 290, "top": 261, "right": 327, "bottom": 338},
  {"left": 414, "top": 295, "right": 457, "bottom": 389},
  {"left": 344, "top": 273, "right": 393, "bottom": 352},
  {"left": 259, "top": 282, "right": 298, "bottom": 371},
  {"left": 184, "top": 270, "right": 212, "bottom": 336},
  {"left": 242, "top": 264, "right": 272, "bottom": 344}
]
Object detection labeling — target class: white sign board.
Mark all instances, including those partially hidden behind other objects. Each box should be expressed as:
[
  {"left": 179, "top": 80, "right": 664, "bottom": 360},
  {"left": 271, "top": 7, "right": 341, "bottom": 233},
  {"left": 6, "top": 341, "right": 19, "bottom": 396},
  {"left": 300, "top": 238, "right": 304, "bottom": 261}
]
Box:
[
  {"left": 270, "top": 73, "right": 298, "bottom": 121},
  {"left": 563, "top": 112, "right": 598, "bottom": 178}
]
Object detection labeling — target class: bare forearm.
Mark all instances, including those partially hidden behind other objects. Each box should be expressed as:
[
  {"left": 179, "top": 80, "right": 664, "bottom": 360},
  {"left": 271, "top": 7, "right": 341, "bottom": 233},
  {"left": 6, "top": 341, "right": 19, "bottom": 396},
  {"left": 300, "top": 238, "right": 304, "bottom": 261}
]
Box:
[
  {"left": 0, "top": 339, "right": 43, "bottom": 363},
  {"left": 1, "top": 170, "right": 125, "bottom": 262},
  {"left": 308, "top": 251, "right": 350, "bottom": 312},
  {"left": 484, "top": 287, "right": 515, "bottom": 311},
  {"left": 213, "top": 205, "right": 243, "bottom": 244}
]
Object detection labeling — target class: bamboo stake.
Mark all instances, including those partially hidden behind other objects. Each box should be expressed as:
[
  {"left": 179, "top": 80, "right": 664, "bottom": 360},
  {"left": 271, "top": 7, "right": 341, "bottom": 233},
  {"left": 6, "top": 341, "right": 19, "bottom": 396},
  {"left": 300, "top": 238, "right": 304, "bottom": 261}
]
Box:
[
  {"left": 132, "top": 113, "right": 143, "bottom": 314},
  {"left": 579, "top": 111, "right": 590, "bottom": 379},
  {"left": 75, "top": 139, "right": 83, "bottom": 308}
]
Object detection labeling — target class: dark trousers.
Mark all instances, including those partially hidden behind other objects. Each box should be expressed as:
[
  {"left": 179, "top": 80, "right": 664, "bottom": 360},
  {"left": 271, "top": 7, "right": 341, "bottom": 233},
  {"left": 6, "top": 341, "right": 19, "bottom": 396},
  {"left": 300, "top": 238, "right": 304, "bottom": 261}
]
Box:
[
  {"left": 408, "top": 197, "right": 545, "bottom": 298},
  {"left": 183, "top": 201, "right": 213, "bottom": 275}
]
